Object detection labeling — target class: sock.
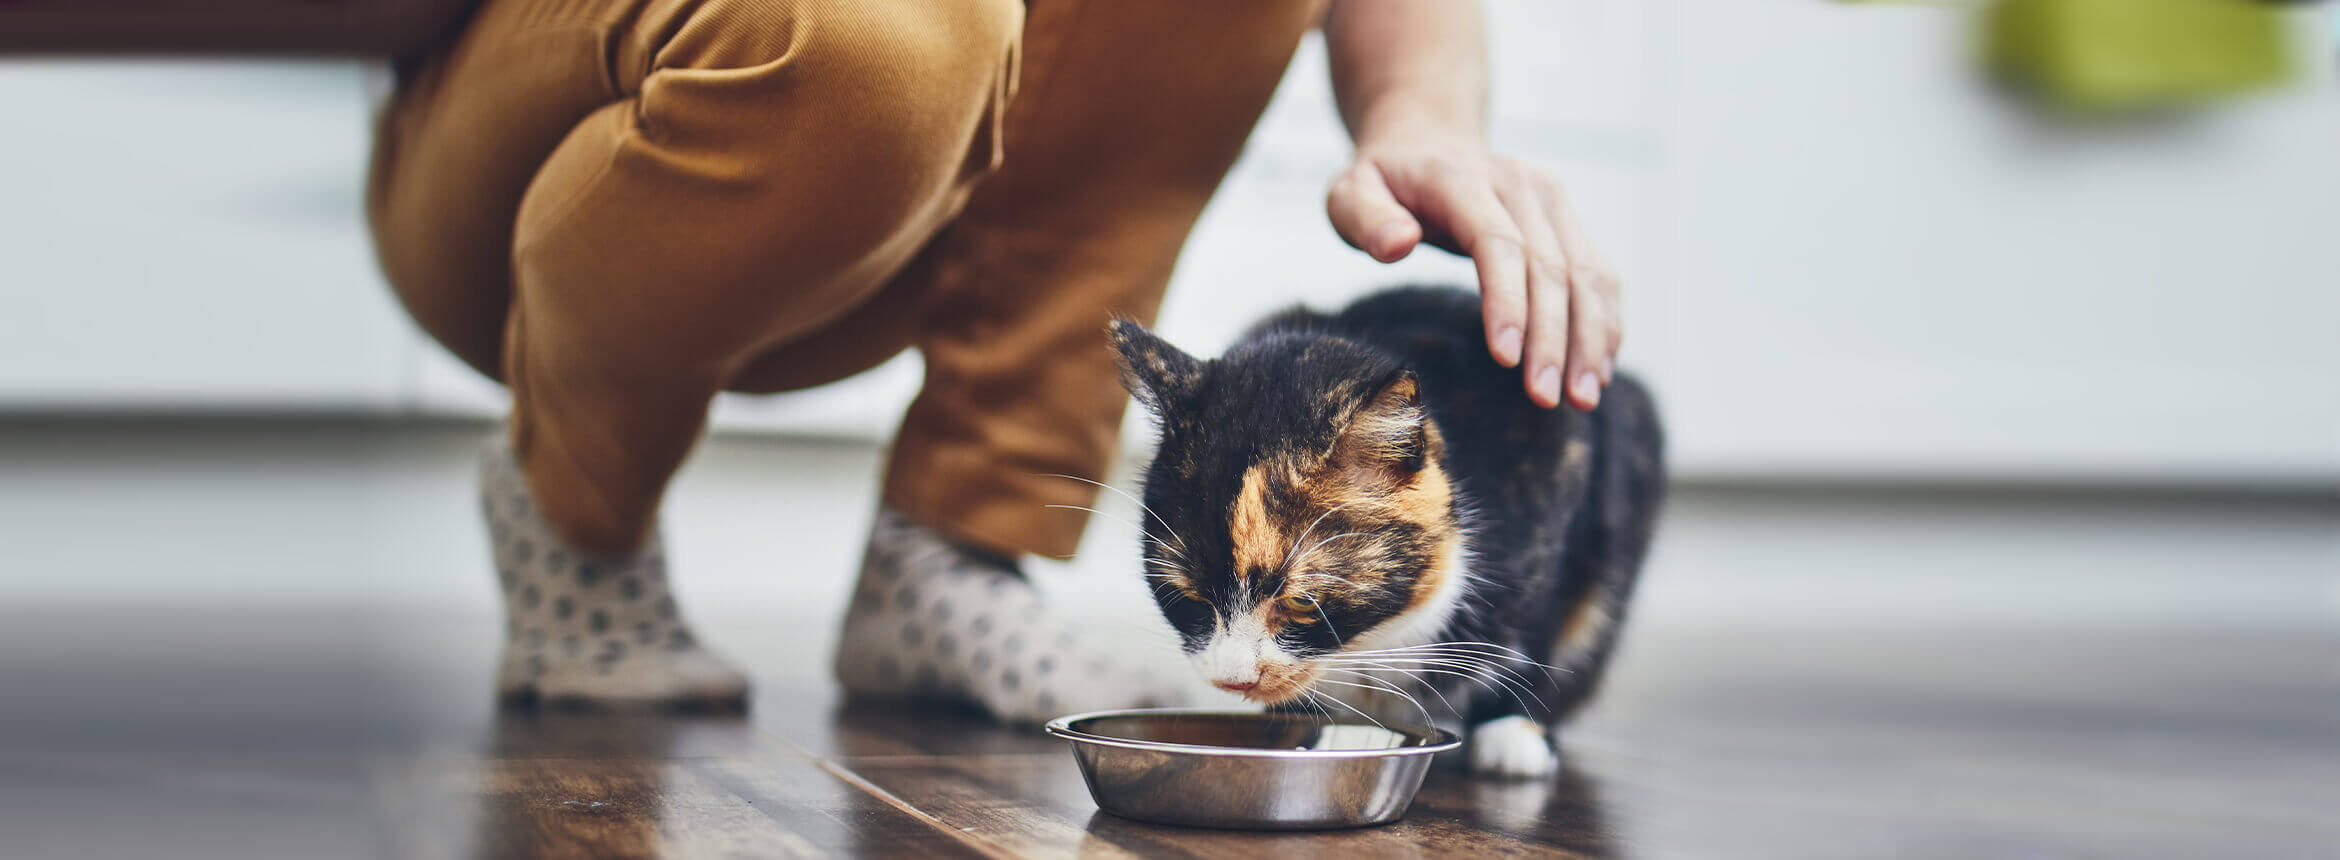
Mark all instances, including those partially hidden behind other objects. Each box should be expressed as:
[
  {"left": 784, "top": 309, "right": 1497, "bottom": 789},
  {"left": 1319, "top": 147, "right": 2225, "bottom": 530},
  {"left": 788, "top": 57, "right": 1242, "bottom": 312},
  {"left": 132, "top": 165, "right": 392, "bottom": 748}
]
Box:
[
  {"left": 833, "top": 506, "right": 1178, "bottom": 724},
  {"left": 481, "top": 438, "right": 748, "bottom": 710}
]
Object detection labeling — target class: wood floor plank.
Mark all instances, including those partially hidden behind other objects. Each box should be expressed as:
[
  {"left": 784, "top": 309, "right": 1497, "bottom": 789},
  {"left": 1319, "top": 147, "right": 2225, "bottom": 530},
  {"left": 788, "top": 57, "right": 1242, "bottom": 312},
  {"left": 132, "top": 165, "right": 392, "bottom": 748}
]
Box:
[
  {"left": 349, "top": 624, "right": 2340, "bottom": 858},
  {"left": 756, "top": 690, "right": 1067, "bottom": 761},
  {"left": 369, "top": 712, "right": 989, "bottom": 859},
  {"left": 759, "top": 693, "right": 1618, "bottom": 857}
]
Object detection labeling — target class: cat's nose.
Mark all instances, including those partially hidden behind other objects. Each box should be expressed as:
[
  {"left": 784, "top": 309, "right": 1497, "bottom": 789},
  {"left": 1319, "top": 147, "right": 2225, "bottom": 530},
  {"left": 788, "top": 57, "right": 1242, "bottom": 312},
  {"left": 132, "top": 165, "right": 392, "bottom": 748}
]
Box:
[{"left": 1213, "top": 679, "right": 1258, "bottom": 693}]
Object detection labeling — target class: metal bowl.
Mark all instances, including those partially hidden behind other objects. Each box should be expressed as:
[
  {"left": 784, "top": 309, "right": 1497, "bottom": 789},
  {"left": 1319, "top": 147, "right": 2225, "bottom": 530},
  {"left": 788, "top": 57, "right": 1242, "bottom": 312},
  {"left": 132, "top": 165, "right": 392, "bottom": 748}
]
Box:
[{"left": 1045, "top": 709, "right": 1461, "bottom": 830}]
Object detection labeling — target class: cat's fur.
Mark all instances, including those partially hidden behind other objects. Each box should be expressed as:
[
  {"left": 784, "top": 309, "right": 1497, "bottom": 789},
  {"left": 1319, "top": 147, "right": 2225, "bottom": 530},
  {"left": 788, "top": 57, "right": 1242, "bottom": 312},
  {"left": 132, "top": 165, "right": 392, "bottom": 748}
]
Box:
[{"left": 1110, "top": 285, "right": 1665, "bottom": 777}]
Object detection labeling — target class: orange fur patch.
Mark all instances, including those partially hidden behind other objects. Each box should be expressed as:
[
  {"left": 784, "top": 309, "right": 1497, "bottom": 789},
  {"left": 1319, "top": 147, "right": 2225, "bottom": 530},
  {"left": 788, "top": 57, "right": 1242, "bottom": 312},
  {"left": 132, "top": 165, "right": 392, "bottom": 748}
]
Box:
[
  {"left": 1228, "top": 462, "right": 1289, "bottom": 585},
  {"left": 1232, "top": 376, "right": 1463, "bottom": 628},
  {"left": 1555, "top": 591, "right": 1614, "bottom": 657},
  {"left": 1247, "top": 658, "right": 1321, "bottom": 704}
]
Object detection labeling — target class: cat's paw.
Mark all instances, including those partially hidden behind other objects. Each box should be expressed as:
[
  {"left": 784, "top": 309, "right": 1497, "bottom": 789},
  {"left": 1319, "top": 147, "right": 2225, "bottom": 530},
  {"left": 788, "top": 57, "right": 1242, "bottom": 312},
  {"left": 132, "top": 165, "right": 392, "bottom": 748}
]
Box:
[{"left": 1469, "top": 715, "right": 1558, "bottom": 779}]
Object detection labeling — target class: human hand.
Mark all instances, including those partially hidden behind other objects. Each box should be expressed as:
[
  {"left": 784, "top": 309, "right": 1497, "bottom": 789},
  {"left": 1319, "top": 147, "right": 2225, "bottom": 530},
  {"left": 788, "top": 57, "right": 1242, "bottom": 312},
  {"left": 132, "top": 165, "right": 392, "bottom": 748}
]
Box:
[{"left": 1326, "top": 128, "right": 1620, "bottom": 410}]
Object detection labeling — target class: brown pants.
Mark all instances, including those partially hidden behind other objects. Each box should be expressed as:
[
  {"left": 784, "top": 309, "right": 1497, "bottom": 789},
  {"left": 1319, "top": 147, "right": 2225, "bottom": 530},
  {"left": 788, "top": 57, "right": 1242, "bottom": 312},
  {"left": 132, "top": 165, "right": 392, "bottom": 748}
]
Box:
[{"left": 369, "top": 0, "right": 1320, "bottom": 557}]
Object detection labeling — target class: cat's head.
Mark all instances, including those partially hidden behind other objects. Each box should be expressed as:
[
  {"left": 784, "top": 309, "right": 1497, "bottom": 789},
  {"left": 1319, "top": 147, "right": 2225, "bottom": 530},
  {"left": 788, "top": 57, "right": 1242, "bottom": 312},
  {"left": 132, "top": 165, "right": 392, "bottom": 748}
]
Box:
[{"left": 1109, "top": 319, "right": 1468, "bottom": 705}]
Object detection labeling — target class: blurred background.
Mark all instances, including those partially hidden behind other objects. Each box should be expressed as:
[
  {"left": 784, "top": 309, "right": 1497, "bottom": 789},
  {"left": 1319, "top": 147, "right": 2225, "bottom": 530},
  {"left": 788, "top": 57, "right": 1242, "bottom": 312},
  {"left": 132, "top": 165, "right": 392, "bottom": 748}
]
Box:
[
  {"left": 5, "top": 2, "right": 2337, "bottom": 475},
  {"left": 1, "top": 1, "right": 2335, "bottom": 857}
]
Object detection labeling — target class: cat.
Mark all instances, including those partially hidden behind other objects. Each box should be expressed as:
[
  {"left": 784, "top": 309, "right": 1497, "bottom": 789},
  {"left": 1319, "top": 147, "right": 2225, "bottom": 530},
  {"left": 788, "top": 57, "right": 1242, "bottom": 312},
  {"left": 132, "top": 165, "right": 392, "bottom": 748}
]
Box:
[{"left": 1108, "top": 285, "right": 1665, "bottom": 777}]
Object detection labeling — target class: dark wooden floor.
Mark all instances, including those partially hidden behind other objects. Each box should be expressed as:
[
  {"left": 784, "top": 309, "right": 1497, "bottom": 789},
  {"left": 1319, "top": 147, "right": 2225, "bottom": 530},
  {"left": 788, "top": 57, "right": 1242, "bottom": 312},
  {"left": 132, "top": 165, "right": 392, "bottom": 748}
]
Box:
[
  {"left": 3, "top": 607, "right": 2334, "bottom": 859},
  {"left": 5, "top": 425, "right": 2337, "bottom": 858},
  {"left": 374, "top": 703, "right": 1629, "bottom": 859}
]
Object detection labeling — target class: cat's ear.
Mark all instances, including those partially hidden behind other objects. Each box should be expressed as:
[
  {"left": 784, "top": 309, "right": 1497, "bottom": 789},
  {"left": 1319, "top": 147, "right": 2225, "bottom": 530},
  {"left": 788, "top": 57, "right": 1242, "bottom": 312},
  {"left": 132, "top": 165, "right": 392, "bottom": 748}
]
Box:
[
  {"left": 1108, "top": 319, "right": 1203, "bottom": 413},
  {"left": 1332, "top": 372, "right": 1430, "bottom": 478}
]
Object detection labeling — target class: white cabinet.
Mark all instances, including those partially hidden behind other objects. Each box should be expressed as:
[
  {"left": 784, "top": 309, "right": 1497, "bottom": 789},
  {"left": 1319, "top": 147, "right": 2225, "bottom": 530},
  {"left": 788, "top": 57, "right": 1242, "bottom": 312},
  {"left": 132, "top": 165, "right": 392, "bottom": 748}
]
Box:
[{"left": 1650, "top": 1, "right": 2340, "bottom": 482}]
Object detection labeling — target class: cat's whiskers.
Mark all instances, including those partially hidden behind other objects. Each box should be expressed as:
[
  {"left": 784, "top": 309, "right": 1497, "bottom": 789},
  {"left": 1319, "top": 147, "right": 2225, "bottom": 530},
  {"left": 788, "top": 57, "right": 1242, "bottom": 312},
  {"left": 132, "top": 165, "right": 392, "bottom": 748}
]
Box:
[
  {"left": 1294, "top": 691, "right": 1333, "bottom": 724},
  {"left": 1319, "top": 655, "right": 1539, "bottom": 713},
  {"left": 1342, "top": 653, "right": 1542, "bottom": 682},
  {"left": 1041, "top": 503, "right": 1190, "bottom": 565},
  {"left": 1034, "top": 473, "right": 1195, "bottom": 560},
  {"left": 1145, "top": 539, "right": 1190, "bottom": 564},
  {"left": 1309, "top": 672, "right": 1432, "bottom": 723},
  {"left": 1319, "top": 644, "right": 1558, "bottom": 706},
  {"left": 1320, "top": 657, "right": 1531, "bottom": 713},
  {"left": 1301, "top": 686, "right": 1385, "bottom": 730},
  {"left": 1297, "top": 615, "right": 1551, "bottom": 709},
  {"left": 1316, "top": 666, "right": 1433, "bottom": 714},
  {"left": 1317, "top": 660, "right": 1464, "bottom": 717},
  {"left": 1335, "top": 652, "right": 1550, "bottom": 705},
  {"left": 1349, "top": 640, "right": 1549, "bottom": 661},
  {"left": 1307, "top": 692, "right": 1343, "bottom": 726},
  {"left": 1343, "top": 641, "right": 1572, "bottom": 682}
]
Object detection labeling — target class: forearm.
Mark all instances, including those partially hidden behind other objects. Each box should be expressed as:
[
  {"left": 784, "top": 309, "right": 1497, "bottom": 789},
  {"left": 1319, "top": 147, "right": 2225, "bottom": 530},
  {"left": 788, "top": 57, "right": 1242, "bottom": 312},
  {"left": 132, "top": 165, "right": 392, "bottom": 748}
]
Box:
[{"left": 1323, "top": 0, "right": 1490, "bottom": 146}]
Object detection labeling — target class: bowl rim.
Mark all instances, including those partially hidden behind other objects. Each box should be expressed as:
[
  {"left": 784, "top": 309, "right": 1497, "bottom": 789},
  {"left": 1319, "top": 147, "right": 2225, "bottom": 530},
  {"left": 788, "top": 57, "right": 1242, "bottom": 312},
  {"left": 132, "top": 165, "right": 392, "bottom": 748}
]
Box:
[{"left": 1044, "top": 708, "right": 1462, "bottom": 760}]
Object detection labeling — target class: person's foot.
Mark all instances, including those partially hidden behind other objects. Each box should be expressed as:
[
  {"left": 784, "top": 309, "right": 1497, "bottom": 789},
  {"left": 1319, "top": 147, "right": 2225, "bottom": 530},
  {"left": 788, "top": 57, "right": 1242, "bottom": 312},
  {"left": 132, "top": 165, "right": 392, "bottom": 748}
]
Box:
[
  {"left": 481, "top": 439, "right": 748, "bottom": 710},
  {"left": 833, "top": 507, "right": 1179, "bottom": 724}
]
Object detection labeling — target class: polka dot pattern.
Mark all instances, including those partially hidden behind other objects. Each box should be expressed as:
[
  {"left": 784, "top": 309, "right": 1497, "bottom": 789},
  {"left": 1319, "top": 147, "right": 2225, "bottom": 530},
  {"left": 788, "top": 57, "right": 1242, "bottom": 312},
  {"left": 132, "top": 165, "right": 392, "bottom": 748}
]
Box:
[
  {"left": 480, "top": 437, "right": 745, "bottom": 706},
  {"left": 832, "top": 506, "right": 1177, "bottom": 725}
]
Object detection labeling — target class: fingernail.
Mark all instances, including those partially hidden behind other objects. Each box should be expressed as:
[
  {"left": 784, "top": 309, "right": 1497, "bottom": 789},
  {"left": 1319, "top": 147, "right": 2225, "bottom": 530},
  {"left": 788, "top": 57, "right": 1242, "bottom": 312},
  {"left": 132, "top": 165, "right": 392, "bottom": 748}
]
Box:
[
  {"left": 1575, "top": 372, "right": 1602, "bottom": 407},
  {"left": 1535, "top": 367, "right": 1562, "bottom": 405},
  {"left": 1370, "top": 222, "right": 1411, "bottom": 258},
  {"left": 1495, "top": 327, "right": 1524, "bottom": 365}
]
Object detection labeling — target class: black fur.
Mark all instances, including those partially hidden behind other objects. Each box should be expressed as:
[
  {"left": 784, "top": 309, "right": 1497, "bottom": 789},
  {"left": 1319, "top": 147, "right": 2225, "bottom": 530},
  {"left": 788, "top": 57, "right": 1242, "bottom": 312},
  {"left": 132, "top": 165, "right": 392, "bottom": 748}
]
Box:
[{"left": 1115, "top": 285, "right": 1666, "bottom": 728}]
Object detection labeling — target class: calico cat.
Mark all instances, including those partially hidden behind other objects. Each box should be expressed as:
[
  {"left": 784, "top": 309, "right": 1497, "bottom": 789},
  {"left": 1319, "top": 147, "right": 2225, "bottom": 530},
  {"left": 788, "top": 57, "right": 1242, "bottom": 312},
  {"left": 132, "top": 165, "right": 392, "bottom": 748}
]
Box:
[{"left": 1109, "top": 285, "right": 1665, "bottom": 777}]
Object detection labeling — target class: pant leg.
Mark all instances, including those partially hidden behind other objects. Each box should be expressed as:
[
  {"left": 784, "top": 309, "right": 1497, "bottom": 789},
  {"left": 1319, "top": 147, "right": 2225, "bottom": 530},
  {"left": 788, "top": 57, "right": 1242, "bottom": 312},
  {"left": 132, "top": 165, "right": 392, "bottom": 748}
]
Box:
[
  {"left": 882, "top": 0, "right": 1327, "bottom": 560},
  {"left": 369, "top": 0, "right": 1023, "bottom": 551},
  {"left": 368, "top": 0, "right": 626, "bottom": 379}
]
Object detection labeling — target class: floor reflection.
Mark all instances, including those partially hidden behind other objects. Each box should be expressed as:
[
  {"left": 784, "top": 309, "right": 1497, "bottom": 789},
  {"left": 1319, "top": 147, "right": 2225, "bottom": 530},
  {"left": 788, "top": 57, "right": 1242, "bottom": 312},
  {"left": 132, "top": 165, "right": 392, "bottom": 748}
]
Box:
[
  {"left": 818, "top": 694, "right": 1063, "bottom": 758},
  {"left": 1454, "top": 758, "right": 1616, "bottom": 857},
  {"left": 450, "top": 710, "right": 757, "bottom": 860}
]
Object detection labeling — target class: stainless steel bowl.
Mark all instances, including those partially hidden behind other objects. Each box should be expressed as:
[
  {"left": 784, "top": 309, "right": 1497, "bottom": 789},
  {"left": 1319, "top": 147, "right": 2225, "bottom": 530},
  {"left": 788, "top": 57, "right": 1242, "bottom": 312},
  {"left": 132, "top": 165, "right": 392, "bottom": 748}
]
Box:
[{"left": 1045, "top": 709, "right": 1461, "bottom": 830}]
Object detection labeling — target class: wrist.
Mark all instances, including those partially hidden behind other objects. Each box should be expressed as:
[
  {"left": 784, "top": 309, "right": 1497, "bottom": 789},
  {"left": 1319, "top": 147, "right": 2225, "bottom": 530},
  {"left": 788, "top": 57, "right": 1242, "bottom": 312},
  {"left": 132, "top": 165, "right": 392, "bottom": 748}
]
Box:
[{"left": 1351, "top": 96, "right": 1484, "bottom": 152}]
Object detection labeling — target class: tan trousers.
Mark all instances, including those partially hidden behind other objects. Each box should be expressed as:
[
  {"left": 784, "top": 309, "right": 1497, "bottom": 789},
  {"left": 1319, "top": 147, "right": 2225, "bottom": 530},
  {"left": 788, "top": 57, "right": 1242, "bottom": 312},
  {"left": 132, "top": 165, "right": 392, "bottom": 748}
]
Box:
[{"left": 369, "top": 0, "right": 1320, "bottom": 557}]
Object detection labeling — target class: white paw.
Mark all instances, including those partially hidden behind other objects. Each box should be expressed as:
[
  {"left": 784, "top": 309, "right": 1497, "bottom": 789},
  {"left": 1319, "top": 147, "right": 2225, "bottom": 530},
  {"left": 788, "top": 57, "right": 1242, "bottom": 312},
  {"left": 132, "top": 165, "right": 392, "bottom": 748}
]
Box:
[{"left": 1468, "top": 715, "right": 1557, "bottom": 779}]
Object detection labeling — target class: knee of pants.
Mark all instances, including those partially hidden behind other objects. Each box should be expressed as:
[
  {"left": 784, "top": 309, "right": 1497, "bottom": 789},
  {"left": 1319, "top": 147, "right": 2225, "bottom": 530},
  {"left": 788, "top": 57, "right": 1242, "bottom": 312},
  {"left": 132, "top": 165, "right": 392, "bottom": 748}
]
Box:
[
  {"left": 649, "top": 0, "right": 1022, "bottom": 190},
  {"left": 664, "top": 0, "right": 1024, "bottom": 78},
  {"left": 689, "top": 0, "right": 1020, "bottom": 156},
  {"left": 517, "top": 0, "right": 1023, "bottom": 362}
]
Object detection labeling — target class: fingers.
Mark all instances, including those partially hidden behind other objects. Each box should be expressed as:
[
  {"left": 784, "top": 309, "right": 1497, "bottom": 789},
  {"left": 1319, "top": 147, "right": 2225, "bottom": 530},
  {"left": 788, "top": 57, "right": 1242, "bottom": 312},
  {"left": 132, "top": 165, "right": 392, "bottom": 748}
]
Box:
[
  {"left": 1563, "top": 279, "right": 1609, "bottom": 410},
  {"left": 1541, "top": 178, "right": 1622, "bottom": 406},
  {"left": 1495, "top": 181, "right": 1572, "bottom": 408},
  {"left": 1326, "top": 163, "right": 1422, "bottom": 263},
  {"left": 1333, "top": 152, "right": 1619, "bottom": 410},
  {"left": 1404, "top": 168, "right": 1530, "bottom": 371}
]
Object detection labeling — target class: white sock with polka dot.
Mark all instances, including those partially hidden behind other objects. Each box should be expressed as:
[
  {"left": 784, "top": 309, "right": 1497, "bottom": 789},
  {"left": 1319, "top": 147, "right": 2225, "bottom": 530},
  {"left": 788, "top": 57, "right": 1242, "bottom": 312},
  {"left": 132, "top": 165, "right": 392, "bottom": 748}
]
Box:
[
  {"left": 832, "top": 506, "right": 1178, "bottom": 724},
  {"left": 481, "top": 439, "right": 748, "bottom": 710}
]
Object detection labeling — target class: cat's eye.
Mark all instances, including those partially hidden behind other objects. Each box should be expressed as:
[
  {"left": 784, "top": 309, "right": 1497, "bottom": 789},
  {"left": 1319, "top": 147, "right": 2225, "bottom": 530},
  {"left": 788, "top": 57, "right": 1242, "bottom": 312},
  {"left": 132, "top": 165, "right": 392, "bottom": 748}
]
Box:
[{"left": 1279, "top": 593, "right": 1321, "bottom": 621}]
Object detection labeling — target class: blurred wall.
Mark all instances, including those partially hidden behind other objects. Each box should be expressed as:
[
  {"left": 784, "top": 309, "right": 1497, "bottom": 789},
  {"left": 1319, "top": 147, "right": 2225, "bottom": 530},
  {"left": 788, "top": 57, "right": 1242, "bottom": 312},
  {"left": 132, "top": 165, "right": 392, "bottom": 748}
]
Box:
[{"left": 1, "top": 1, "right": 2334, "bottom": 484}]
